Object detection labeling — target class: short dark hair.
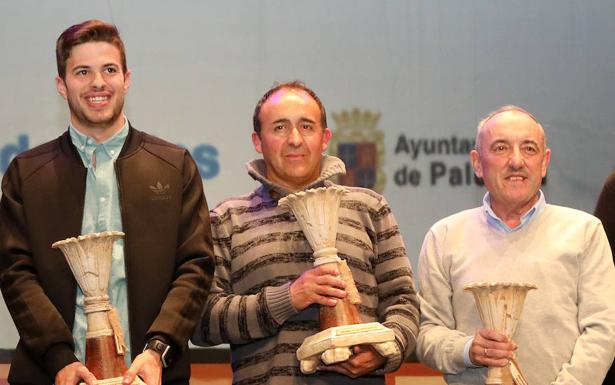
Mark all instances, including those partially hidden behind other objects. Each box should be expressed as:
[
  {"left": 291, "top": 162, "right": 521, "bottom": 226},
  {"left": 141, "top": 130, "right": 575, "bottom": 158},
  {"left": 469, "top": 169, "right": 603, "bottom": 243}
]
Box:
[
  {"left": 56, "top": 19, "right": 127, "bottom": 79},
  {"left": 252, "top": 81, "right": 327, "bottom": 134}
]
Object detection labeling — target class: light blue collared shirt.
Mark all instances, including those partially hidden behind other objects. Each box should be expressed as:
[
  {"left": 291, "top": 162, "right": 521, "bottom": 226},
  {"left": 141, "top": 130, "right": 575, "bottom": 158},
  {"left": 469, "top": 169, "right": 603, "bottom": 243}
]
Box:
[
  {"left": 482, "top": 190, "right": 545, "bottom": 233},
  {"left": 463, "top": 190, "right": 545, "bottom": 366},
  {"left": 69, "top": 120, "right": 131, "bottom": 366}
]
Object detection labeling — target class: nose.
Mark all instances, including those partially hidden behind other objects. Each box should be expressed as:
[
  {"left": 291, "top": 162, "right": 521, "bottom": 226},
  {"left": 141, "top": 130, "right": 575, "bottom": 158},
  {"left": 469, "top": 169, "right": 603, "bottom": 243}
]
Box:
[
  {"left": 90, "top": 71, "right": 106, "bottom": 89},
  {"left": 508, "top": 148, "right": 524, "bottom": 169},
  {"left": 286, "top": 126, "right": 303, "bottom": 146}
]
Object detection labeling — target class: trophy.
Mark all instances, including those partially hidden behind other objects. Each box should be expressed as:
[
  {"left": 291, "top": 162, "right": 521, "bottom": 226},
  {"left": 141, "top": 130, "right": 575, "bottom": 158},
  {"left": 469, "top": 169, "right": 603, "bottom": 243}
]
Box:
[
  {"left": 463, "top": 282, "right": 537, "bottom": 385},
  {"left": 53, "top": 231, "right": 141, "bottom": 385},
  {"left": 279, "top": 186, "right": 397, "bottom": 374}
]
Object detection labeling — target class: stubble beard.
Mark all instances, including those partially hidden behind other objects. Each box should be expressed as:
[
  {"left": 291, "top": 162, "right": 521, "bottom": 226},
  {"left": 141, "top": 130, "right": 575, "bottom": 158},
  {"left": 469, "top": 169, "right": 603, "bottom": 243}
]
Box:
[{"left": 67, "top": 94, "right": 125, "bottom": 131}]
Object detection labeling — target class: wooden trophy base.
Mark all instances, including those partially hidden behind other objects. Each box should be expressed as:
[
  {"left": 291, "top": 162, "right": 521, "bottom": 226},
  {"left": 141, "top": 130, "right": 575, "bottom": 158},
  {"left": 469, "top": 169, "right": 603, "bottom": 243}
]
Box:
[
  {"left": 86, "top": 334, "right": 127, "bottom": 379},
  {"left": 85, "top": 334, "right": 141, "bottom": 384},
  {"left": 319, "top": 297, "right": 362, "bottom": 330}
]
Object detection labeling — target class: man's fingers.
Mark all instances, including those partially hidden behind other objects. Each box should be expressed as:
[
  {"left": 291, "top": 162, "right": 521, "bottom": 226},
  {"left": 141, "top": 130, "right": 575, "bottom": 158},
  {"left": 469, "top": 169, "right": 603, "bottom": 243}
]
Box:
[
  {"left": 291, "top": 267, "right": 349, "bottom": 309},
  {"left": 478, "top": 328, "right": 508, "bottom": 342},
  {"left": 319, "top": 346, "right": 385, "bottom": 378},
  {"left": 314, "top": 282, "right": 347, "bottom": 298},
  {"left": 319, "top": 363, "right": 355, "bottom": 377},
  {"left": 312, "top": 265, "right": 341, "bottom": 276},
  {"left": 55, "top": 362, "right": 98, "bottom": 385},
  {"left": 471, "top": 341, "right": 514, "bottom": 367},
  {"left": 78, "top": 367, "right": 98, "bottom": 385},
  {"left": 483, "top": 357, "right": 511, "bottom": 367},
  {"left": 347, "top": 351, "right": 371, "bottom": 367},
  {"left": 485, "top": 346, "right": 513, "bottom": 359},
  {"left": 313, "top": 294, "right": 339, "bottom": 306},
  {"left": 123, "top": 366, "right": 139, "bottom": 385}
]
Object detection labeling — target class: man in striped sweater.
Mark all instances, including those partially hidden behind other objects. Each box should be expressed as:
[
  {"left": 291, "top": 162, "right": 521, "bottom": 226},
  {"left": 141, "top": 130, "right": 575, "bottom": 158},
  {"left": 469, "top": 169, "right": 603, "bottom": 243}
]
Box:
[{"left": 192, "top": 81, "right": 419, "bottom": 385}]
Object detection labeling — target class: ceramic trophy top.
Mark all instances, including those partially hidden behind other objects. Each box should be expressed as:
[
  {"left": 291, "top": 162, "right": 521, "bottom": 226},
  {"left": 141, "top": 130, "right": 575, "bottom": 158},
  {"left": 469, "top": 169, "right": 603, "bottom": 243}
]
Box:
[
  {"left": 278, "top": 186, "right": 348, "bottom": 264},
  {"left": 464, "top": 281, "right": 536, "bottom": 385},
  {"left": 52, "top": 231, "right": 125, "bottom": 298},
  {"left": 463, "top": 281, "right": 537, "bottom": 338}
]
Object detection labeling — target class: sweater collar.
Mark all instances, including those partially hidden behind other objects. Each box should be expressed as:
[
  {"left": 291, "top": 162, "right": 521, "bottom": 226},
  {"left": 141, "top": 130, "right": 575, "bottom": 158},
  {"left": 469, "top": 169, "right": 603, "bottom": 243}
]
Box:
[{"left": 246, "top": 155, "right": 346, "bottom": 200}]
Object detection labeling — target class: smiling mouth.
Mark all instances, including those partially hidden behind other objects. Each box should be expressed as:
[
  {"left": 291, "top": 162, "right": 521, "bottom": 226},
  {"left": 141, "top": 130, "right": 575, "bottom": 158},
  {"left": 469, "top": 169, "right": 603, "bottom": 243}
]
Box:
[
  {"left": 86, "top": 95, "right": 110, "bottom": 105},
  {"left": 506, "top": 176, "right": 526, "bottom": 182}
]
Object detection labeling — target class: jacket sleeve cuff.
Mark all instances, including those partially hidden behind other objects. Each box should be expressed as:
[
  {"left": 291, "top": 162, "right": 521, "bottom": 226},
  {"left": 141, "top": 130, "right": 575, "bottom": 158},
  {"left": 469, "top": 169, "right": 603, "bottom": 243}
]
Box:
[
  {"left": 42, "top": 343, "right": 79, "bottom": 380},
  {"left": 265, "top": 282, "right": 298, "bottom": 325}
]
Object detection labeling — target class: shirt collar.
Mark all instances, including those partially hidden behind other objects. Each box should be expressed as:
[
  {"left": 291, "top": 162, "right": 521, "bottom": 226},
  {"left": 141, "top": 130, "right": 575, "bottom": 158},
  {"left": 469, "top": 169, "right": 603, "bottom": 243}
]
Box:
[
  {"left": 482, "top": 190, "right": 545, "bottom": 233},
  {"left": 69, "top": 118, "right": 129, "bottom": 166}
]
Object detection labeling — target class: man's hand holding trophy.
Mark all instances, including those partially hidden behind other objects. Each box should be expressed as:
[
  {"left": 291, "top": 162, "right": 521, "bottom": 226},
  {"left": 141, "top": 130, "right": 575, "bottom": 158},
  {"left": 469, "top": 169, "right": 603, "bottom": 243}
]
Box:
[
  {"left": 279, "top": 186, "right": 398, "bottom": 375},
  {"left": 53, "top": 231, "right": 144, "bottom": 385}
]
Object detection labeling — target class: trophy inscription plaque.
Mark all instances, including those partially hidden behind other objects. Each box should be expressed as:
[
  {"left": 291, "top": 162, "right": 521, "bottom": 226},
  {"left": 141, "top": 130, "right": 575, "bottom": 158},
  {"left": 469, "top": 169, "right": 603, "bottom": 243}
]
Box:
[
  {"left": 464, "top": 282, "right": 536, "bottom": 385},
  {"left": 53, "top": 231, "right": 141, "bottom": 385},
  {"left": 279, "top": 186, "right": 396, "bottom": 374}
]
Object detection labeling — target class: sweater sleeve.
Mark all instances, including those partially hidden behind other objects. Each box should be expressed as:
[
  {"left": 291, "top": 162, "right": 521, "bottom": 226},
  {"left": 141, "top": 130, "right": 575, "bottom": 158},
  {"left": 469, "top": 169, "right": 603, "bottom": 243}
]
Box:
[
  {"left": 416, "top": 228, "right": 472, "bottom": 374},
  {"left": 552, "top": 221, "right": 615, "bottom": 385},
  {"left": 192, "top": 208, "right": 298, "bottom": 346},
  {"left": 372, "top": 197, "right": 420, "bottom": 373}
]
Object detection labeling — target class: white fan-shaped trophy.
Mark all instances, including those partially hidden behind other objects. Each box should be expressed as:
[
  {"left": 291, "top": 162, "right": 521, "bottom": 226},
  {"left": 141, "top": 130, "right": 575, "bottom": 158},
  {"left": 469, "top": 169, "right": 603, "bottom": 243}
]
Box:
[
  {"left": 464, "top": 282, "right": 537, "bottom": 385},
  {"left": 53, "top": 231, "right": 143, "bottom": 385},
  {"left": 279, "top": 186, "right": 397, "bottom": 374}
]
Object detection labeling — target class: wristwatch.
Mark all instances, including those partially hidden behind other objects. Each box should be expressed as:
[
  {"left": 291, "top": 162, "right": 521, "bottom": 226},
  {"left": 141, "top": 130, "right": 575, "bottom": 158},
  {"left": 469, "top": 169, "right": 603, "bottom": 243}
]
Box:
[{"left": 144, "top": 338, "right": 174, "bottom": 368}]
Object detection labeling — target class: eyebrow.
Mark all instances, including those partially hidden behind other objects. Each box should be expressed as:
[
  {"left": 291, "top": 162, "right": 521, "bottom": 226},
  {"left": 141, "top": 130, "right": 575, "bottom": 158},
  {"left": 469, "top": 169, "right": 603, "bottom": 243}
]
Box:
[
  {"left": 489, "top": 139, "right": 540, "bottom": 146},
  {"left": 70, "top": 62, "right": 119, "bottom": 71},
  {"left": 71, "top": 65, "right": 91, "bottom": 72},
  {"left": 271, "top": 117, "right": 317, "bottom": 124},
  {"left": 298, "top": 117, "right": 317, "bottom": 124},
  {"left": 271, "top": 118, "right": 291, "bottom": 125}
]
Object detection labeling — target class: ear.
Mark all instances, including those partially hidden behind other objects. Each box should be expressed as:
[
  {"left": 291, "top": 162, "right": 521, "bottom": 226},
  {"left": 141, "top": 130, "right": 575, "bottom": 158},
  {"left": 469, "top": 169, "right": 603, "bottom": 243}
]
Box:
[
  {"left": 470, "top": 149, "right": 483, "bottom": 178},
  {"left": 321, "top": 127, "right": 332, "bottom": 152},
  {"left": 542, "top": 148, "right": 552, "bottom": 177},
  {"left": 55, "top": 76, "right": 68, "bottom": 99},
  {"left": 123, "top": 69, "right": 132, "bottom": 93},
  {"left": 252, "top": 131, "right": 263, "bottom": 153}
]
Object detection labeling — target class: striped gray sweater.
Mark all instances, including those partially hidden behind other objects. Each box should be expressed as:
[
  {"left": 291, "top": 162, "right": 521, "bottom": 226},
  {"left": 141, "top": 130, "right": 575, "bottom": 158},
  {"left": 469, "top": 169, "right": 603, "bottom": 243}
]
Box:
[{"left": 194, "top": 156, "right": 419, "bottom": 385}]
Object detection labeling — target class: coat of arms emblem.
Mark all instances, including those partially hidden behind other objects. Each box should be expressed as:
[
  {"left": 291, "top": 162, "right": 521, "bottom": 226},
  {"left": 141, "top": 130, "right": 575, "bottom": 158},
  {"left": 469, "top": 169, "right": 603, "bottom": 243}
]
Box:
[{"left": 329, "top": 108, "right": 386, "bottom": 193}]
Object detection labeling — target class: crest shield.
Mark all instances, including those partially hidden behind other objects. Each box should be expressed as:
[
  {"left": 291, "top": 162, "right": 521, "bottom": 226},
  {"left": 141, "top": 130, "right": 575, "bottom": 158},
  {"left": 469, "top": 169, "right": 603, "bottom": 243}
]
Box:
[{"left": 329, "top": 108, "right": 385, "bottom": 192}]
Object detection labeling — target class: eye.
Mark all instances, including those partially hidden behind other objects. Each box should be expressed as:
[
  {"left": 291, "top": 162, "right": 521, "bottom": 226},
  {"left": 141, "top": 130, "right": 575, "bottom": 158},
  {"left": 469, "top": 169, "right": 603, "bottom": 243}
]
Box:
[
  {"left": 272, "top": 124, "right": 288, "bottom": 136},
  {"left": 493, "top": 144, "right": 507, "bottom": 153},
  {"left": 523, "top": 144, "right": 538, "bottom": 154},
  {"left": 104, "top": 67, "right": 118, "bottom": 74},
  {"left": 75, "top": 69, "right": 88, "bottom": 76}
]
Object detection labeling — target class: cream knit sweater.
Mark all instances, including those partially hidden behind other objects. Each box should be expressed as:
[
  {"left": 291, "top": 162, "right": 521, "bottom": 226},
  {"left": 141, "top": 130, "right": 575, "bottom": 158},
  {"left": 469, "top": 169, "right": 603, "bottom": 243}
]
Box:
[{"left": 417, "top": 203, "right": 615, "bottom": 385}]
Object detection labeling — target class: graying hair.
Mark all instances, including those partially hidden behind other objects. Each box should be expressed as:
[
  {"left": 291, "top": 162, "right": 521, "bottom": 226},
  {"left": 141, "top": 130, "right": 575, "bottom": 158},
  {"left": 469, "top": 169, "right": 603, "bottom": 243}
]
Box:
[{"left": 475, "top": 105, "right": 545, "bottom": 153}]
